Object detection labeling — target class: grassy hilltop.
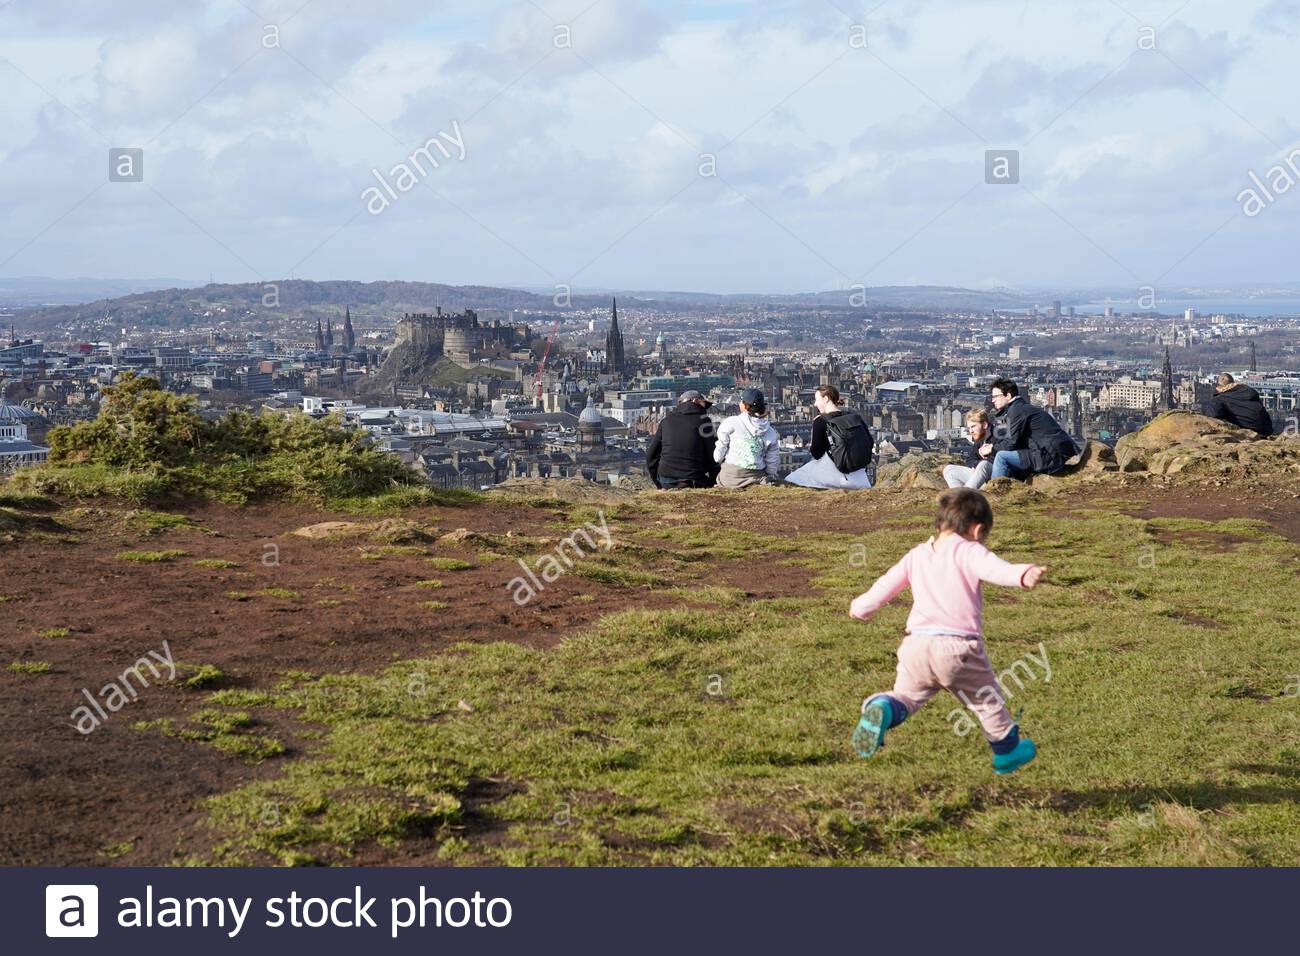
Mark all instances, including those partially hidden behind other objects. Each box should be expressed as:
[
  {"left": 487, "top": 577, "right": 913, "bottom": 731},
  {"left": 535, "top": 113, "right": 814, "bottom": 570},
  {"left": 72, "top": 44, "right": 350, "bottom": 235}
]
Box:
[{"left": 2, "top": 396, "right": 1300, "bottom": 866}]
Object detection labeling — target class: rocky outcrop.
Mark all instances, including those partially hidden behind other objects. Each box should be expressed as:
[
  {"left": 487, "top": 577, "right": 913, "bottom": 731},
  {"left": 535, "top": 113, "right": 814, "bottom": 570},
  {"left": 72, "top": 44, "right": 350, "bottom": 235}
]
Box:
[
  {"left": 873, "top": 452, "right": 962, "bottom": 490},
  {"left": 1113, "top": 411, "right": 1290, "bottom": 477}
]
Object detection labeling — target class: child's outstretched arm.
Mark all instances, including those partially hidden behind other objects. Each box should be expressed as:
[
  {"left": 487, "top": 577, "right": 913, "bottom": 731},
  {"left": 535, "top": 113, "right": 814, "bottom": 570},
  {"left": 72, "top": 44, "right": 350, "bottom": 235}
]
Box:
[
  {"left": 965, "top": 543, "right": 1045, "bottom": 589},
  {"left": 849, "top": 555, "right": 910, "bottom": 621}
]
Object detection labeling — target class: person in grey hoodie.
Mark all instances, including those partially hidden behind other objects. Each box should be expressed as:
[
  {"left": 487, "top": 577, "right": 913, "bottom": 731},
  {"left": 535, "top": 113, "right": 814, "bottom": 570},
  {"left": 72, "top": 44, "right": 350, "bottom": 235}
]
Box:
[{"left": 714, "top": 388, "right": 781, "bottom": 488}]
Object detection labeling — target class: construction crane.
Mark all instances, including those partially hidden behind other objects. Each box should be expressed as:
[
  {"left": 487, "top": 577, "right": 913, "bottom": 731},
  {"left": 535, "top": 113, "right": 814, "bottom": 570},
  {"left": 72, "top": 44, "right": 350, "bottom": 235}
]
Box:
[{"left": 533, "top": 318, "right": 562, "bottom": 405}]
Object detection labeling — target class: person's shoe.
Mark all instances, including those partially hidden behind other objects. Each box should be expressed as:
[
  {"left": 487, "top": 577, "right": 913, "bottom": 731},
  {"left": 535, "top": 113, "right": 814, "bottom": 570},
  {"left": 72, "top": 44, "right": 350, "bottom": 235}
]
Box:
[
  {"left": 992, "top": 736, "right": 1037, "bottom": 775},
  {"left": 852, "top": 697, "right": 891, "bottom": 758}
]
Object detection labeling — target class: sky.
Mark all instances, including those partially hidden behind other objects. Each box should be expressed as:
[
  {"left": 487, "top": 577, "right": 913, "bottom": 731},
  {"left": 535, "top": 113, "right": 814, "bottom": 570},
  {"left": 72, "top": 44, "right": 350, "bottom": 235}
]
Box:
[{"left": 1, "top": 0, "right": 1299, "bottom": 294}]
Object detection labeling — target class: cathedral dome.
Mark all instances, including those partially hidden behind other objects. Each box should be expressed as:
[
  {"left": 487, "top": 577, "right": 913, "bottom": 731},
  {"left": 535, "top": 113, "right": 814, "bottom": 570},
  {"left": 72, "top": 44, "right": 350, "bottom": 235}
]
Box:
[
  {"left": 578, "top": 396, "right": 604, "bottom": 426},
  {"left": 0, "top": 400, "right": 43, "bottom": 422}
]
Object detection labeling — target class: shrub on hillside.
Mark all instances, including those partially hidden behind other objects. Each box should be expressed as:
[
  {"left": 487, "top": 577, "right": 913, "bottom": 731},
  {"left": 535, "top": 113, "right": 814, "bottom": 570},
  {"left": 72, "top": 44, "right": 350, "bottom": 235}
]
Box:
[{"left": 17, "top": 373, "right": 428, "bottom": 505}]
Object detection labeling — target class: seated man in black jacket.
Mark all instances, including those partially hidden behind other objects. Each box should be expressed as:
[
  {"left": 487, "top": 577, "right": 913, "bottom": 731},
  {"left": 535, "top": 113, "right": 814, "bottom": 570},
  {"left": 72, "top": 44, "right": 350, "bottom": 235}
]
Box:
[
  {"left": 983, "top": 378, "right": 1079, "bottom": 481},
  {"left": 646, "top": 391, "right": 720, "bottom": 489},
  {"left": 1205, "top": 373, "right": 1273, "bottom": 437}
]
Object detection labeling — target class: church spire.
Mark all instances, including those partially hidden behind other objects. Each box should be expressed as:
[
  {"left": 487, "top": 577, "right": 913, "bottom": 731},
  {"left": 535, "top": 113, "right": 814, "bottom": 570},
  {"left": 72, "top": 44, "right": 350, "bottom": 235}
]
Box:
[
  {"left": 604, "top": 297, "right": 624, "bottom": 375},
  {"left": 315, "top": 318, "right": 324, "bottom": 351},
  {"left": 343, "top": 305, "right": 356, "bottom": 351}
]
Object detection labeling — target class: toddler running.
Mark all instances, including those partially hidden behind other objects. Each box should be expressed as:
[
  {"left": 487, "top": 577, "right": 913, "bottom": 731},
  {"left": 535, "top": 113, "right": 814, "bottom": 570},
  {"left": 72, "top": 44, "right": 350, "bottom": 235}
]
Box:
[{"left": 849, "top": 488, "right": 1045, "bottom": 774}]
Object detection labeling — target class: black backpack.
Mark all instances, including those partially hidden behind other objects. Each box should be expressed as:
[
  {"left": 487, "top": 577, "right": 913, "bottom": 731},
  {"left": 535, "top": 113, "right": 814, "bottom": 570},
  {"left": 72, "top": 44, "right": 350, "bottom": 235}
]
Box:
[{"left": 824, "top": 411, "right": 872, "bottom": 473}]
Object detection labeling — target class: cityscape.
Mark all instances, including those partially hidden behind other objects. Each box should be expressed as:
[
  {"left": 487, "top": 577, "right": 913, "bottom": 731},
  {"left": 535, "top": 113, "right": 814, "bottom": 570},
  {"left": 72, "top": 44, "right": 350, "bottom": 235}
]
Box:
[{"left": 3, "top": 280, "right": 1297, "bottom": 484}]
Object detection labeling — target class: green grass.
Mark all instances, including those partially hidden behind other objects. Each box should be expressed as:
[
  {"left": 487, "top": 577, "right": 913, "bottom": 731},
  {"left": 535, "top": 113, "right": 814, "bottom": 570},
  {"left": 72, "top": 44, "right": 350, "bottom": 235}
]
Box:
[
  {"left": 571, "top": 562, "right": 667, "bottom": 589},
  {"left": 136, "top": 709, "right": 284, "bottom": 764},
  {"left": 117, "top": 549, "right": 190, "bottom": 562},
  {"left": 194, "top": 558, "right": 240, "bottom": 569},
  {"left": 176, "top": 663, "right": 225, "bottom": 688},
  {"left": 259, "top": 588, "right": 301, "bottom": 600},
  {"left": 36, "top": 628, "right": 71, "bottom": 639},
  {"left": 420, "top": 600, "right": 450, "bottom": 610},
  {"left": 360, "top": 545, "right": 427, "bottom": 560},
  {"left": 426, "top": 557, "right": 475, "bottom": 571},
  {"left": 184, "top": 499, "right": 1300, "bottom": 866},
  {"left": 8, "top": 661, "right": 51, "bottom": 674},
  {"left": 414, "top": 579, "right": 444, "bottom": 589},
  {"left": 128, "top": 510, "right": 199, "bottom": 533},
  {"left": 100, "top": 840, "right": 135, "bottom": 860}
]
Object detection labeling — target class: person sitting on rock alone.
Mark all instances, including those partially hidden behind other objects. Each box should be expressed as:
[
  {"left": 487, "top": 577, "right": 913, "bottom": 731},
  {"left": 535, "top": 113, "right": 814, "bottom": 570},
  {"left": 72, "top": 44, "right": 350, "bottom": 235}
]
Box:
[
  {"left": 985, "top": 378, "right": 1079, "bottom": 481},
  {"left": 713, "top": 387, "right": 781, "bottom": 489},
  {"left": 943, "top": 408, "right": 994, "bottom": 489},
  {"left": 784, "top": 385, "right": 873, "bottom": 489},
  {"left": 1205, "top": 373, "right": 1274, "bottom": 437}
]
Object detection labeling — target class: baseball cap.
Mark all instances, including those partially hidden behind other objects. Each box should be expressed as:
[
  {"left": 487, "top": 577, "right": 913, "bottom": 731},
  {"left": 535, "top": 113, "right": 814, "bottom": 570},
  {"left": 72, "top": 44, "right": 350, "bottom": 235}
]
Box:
[
  {"left": 678, "top": 390, "right": 712, "bottom": 406},
  {"left": 741, "top": 387, "right": 765, "bottom": 406}
]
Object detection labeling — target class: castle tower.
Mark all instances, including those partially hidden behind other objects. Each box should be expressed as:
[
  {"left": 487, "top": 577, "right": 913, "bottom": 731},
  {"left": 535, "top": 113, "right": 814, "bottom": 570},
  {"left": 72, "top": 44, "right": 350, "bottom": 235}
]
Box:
[
  {"left": 343, "top": 305, "right": 356, "bottom": 352},
  {"left": 604, "top": 298, "right": 625, "bottom": 375}
]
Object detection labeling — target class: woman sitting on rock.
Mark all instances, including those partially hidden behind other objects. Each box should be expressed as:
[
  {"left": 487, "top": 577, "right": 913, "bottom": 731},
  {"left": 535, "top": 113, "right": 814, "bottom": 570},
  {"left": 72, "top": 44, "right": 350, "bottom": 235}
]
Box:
[
  {"left": 785, "top": 385, "right": 873, "bottom": 489},
  {"left": 714, "top": 388, "right": 781, "bottom": 488}
]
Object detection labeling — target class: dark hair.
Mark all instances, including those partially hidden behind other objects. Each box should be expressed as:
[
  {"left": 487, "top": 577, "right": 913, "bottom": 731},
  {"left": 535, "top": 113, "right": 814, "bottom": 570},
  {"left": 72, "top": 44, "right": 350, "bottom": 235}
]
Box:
[
  {"left": 990, "top": 377, "right": 1019, "bottom": 398},
  {"left": 1217, "top": 372, "right": 1235, "bottom": 387},
  {"left": 816, "top": 384, "right": 841, "bottom": 404},
  {"left": 743, "top": 398, "right": 768, "bottom": 417},
  {"left": 935, "top": 488, "right": 993, "bottom": 537}
]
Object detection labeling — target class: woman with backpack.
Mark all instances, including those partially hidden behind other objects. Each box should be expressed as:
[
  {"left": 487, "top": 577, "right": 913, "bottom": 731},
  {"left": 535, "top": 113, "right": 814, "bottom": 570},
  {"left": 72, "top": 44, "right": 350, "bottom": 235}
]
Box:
[
  {"left": 784, "top": 385, "right": 873, "bottom": 489},
  {"left": 714, "top": 388, "right": 782, "bottom": 488}
]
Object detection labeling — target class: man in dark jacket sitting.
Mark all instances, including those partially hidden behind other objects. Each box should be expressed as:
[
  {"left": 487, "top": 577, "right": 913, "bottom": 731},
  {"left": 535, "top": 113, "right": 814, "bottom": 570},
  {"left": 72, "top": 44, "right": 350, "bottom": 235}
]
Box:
[
  {"left": 983, "top": 378, "right": 1079, "bottom": 481},
  {"left": 1205, "top": 373, "right": 1273, "bottom": 437},
  {"left": 646, "top": 391, "right": 720, "bottom": 489}
]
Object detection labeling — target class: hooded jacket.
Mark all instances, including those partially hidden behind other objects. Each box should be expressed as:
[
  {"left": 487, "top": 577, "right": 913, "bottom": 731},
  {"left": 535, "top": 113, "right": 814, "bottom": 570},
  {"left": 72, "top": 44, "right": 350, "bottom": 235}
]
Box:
[
  {"left": 1206, "top": 384, "right": 1273, "bottom": 437},
  {"left": 714, "top": 412, "right": 781, "bottom": 477},
  {"left": 646, "top": 402, "right": 720, "bottom": 486}
]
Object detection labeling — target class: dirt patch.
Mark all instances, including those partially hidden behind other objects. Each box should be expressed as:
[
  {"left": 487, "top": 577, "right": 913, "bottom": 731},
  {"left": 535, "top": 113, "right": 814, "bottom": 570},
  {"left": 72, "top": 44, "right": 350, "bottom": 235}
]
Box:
[
  {"left": 0, "top": 497, "right": 682, "bottom": 865},
  {"left": 1129, "top": 488, "right": 1300, "bottom": 546},
  {"left": 1169, "top": 611, "right": 1226, "bottom": 630}
]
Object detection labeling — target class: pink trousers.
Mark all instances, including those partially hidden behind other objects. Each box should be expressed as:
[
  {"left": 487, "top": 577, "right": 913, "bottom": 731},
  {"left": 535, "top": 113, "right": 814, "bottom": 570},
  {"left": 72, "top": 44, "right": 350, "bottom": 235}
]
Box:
[{"left": 888, "top": 632, "right": 1015, "bottom": 742}]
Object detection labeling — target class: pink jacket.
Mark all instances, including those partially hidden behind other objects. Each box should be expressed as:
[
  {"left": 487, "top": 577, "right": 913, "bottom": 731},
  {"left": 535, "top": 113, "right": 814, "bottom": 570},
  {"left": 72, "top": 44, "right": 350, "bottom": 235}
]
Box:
[{"left": 849, "top": 534, "right": 1034, "bottom": 638}]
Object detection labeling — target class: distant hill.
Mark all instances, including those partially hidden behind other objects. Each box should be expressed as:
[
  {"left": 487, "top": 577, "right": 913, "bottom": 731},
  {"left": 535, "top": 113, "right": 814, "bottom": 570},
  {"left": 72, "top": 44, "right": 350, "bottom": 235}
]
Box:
[
  {"left": 10, "top": 280, "right": 621, "bottom": 334},
  {"left": 11, "top": 279, "right": 1047, "bottom": 334}
]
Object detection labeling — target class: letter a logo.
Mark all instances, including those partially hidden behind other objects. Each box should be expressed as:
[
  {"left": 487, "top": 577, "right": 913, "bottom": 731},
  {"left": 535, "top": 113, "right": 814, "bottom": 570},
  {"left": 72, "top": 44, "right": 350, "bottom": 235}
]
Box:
[{"left": 45, "top": 885, "right": 99, "bottom": 938}]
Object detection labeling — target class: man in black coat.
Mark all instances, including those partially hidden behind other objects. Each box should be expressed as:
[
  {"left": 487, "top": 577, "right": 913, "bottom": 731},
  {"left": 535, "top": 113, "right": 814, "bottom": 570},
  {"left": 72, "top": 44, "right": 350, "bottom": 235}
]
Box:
[
  {"left": 1206, "top": 373, "right": 1273, "bottom": 437},
  {"left": 983, "top": 378, "right": 1079, "bottom": 480},
  {"left": 646, "top": 391, "right": 720, "bottom": 489}
]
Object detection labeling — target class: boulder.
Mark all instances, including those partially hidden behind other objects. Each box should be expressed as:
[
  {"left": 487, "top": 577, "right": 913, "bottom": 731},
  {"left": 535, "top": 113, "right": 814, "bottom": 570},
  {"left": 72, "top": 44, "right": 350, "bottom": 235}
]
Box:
[
  {"left": 1114, "top": 411, "right": 1258, "bottom": 472},
  {"left": 874, "top": 452, "right": 961, "bottom": 490},
  {"left": 1063, "top": 439, "right": 1118, "bottom": 473}
]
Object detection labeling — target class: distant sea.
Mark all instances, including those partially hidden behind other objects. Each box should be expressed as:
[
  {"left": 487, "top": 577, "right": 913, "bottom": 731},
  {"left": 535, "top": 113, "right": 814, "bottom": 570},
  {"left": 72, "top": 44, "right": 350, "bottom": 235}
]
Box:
[{"left": 1072, "top": 298, "right": 1300, "bottom": 318}]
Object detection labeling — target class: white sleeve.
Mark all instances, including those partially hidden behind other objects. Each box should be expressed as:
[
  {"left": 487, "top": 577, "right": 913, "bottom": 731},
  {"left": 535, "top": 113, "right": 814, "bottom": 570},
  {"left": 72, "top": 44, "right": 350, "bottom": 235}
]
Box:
[
  {"left": 713, "top": 418, "right": 732, "bottom": 464},
  {"left": 764, "top": 426, "right": 780, "bottom": 476}
]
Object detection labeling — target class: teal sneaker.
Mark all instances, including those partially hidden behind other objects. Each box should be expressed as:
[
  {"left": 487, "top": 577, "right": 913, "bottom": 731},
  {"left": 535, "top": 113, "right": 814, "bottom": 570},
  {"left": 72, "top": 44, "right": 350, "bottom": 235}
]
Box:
[
  {"left": 992, "top": 736, "right": 1037, "bottom": 775},
  {"left": 852, "top": 697, "right": 891, "bottom": 758}
]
